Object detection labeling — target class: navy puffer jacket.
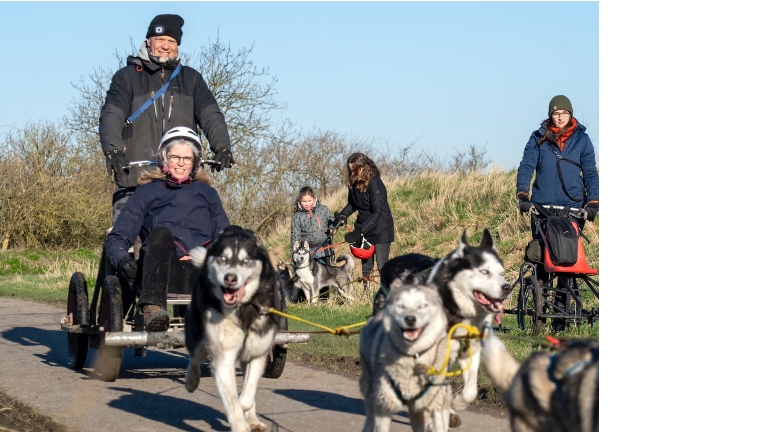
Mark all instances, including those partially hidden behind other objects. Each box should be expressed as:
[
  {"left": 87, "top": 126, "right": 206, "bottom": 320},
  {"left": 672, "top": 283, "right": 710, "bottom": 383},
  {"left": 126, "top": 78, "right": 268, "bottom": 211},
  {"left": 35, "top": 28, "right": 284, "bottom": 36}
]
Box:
[
  {"left": 105, "top": 178, "right": 230, "bottom": 268},
  {"left": 516, "top": 120, "right": 599, "bottom": 208}
]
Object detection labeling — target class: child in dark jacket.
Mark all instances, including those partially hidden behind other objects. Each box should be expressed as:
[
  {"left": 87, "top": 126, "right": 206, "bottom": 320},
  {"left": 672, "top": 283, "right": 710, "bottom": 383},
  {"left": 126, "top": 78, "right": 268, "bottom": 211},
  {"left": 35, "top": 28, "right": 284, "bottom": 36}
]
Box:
[{"left": 291, "top": 186, "right": 336, "bottom": 263}]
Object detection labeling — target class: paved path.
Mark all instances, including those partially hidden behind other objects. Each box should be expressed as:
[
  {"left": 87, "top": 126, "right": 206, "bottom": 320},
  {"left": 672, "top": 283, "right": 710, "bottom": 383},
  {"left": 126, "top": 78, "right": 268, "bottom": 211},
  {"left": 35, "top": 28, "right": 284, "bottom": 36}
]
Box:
[{"left": 0, "top": 298, "right": 510, "bottom": 431}]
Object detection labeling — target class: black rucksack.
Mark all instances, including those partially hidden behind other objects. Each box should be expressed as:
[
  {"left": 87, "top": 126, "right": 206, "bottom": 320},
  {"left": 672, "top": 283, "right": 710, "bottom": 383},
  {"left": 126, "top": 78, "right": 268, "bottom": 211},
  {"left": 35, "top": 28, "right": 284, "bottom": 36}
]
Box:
[{"left": 545, "top": 216, "right": 579, "bottom": 266}]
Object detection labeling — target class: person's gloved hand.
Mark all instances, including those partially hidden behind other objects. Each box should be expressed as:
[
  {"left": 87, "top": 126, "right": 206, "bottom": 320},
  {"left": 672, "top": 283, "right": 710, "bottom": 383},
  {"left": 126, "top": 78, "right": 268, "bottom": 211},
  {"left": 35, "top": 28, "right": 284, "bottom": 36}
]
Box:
[
  {"left": 117, "top": 255, "right": 138, "bottom": 280},
  {"left": 518, "top": 194, "right": 532, "bottom": 214},
  {"left": 584, "top": 203, "right": 599, "bottom": 222},
  {"left": 105, "top": 149, "right": 127, "bottom": 176},
  {"left": 333, "top": 212, "right": 347, "bottom": 228},
  {"left": 344, "top": 228, "right": 361, "bottom": 243},
  {"left": 212, "top": 148, "right": 235, "bottom": 172}
]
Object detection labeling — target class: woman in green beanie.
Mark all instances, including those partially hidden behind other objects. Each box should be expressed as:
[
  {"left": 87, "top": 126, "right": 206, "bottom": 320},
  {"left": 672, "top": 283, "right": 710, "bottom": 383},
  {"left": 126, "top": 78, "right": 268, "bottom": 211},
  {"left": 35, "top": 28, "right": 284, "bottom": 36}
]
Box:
[{"left": 514, "top": 94, "right": 599, "bottom": 330}]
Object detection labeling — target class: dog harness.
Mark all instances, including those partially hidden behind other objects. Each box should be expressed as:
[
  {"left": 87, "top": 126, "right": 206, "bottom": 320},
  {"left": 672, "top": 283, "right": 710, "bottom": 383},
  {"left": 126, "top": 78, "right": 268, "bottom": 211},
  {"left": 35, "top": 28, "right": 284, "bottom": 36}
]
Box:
[
  {"left": 547, "top": 346, "right": 598, "bottom": 396},
  {"left": 384, "top": 337, "right": 445, "bottom": 404}
]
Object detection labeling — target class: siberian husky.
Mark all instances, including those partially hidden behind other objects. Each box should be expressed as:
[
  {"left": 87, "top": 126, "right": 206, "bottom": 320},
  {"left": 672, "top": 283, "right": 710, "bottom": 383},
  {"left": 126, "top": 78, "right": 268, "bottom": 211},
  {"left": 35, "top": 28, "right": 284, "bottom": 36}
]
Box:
[
  {"left": 481, "top": 330, "right": 599, "bottom": 432},
  {"left": 377, "top": 229, "right": 513, "bottom": 425},
  {"left": 292, "top": 240, "right": 356, "bottom": 303},
  {"left": 359, "top": 278, "right": 455, "bottom": 432},
  {"left": 184, "top": 226, "right": 284, "bottom": 432}
]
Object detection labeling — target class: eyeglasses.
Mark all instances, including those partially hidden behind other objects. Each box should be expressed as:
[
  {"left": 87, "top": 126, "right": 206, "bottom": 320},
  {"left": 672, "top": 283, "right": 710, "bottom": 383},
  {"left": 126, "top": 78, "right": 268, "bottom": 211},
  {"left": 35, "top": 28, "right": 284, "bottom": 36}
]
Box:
[
  {"left": 552, "top": 111, "right": 571, "bottom": 118},
  {"left": 168, "top": 155, "right": 194, "bottom": 165}
]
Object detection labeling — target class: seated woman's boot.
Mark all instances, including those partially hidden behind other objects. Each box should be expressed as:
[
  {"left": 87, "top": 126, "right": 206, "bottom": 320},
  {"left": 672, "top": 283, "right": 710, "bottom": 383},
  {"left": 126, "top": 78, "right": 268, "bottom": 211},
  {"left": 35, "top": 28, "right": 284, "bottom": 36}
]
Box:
[{"left": 143, "top": 304, "right": 169, "bottom": 332}]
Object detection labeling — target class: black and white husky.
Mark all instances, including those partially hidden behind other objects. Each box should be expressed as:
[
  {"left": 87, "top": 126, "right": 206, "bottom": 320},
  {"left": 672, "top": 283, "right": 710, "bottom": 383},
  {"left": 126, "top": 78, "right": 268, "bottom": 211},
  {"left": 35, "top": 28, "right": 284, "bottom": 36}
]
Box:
[
  {"left": 184, "top": 226, "right": 283, "bottom": 432},
  {"left": 377, "top": 229, "right": 513, "bottom": 424},
  {"left": 291, "top": 240, "right": 356, "bottom": 303}
]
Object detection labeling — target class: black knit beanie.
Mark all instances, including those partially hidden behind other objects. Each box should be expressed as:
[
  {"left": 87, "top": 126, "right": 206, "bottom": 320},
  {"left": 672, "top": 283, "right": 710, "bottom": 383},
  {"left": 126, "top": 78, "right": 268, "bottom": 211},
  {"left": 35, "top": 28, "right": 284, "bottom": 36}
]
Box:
[
  {"left": 146, "top": 14, "right": 184, "bottom": 45},
  {"left": 548, "top": 95, "right": 573, "bottom": 117}
]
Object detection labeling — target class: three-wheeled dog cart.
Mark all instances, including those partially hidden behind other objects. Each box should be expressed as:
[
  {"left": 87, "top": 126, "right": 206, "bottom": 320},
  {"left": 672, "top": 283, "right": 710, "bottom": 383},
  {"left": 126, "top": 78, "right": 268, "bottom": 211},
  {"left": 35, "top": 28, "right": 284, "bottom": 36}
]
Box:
[
  {"left": 61, "top": 162, "right": 309, "bottom": 382},
  {"left": 512, "top": 204, "right": 599, "bottom": 336}
]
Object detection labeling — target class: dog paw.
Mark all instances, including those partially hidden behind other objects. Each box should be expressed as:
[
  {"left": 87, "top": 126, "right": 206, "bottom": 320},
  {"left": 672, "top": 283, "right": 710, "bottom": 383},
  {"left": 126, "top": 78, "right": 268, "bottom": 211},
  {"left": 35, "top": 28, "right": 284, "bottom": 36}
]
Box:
[
  {"left": 185, "top": 367, "right": 200, "bottom": 393},
  {"left": 247, "top": 420, "right": 268, "bottom": 431},
  {"left": 449, "top": 413, "right": 462, "bottom": 428}
]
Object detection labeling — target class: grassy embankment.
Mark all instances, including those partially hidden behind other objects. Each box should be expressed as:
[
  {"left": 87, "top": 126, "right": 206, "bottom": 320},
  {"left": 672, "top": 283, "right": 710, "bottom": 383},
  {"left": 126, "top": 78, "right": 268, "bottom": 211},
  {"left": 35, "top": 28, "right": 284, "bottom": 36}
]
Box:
[{"left": 0, "top": 168, "right": 599, "bottom": 407}]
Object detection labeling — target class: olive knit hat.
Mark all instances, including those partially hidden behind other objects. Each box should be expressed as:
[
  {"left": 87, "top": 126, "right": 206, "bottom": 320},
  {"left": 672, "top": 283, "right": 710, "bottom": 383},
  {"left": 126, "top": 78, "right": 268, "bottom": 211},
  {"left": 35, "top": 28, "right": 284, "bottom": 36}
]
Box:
[
  {"left": 146, "top": 14, "right": 184, "bottom": 45},
  {"left": 548, "top": 95, "right": 573, "bottom": 117}
]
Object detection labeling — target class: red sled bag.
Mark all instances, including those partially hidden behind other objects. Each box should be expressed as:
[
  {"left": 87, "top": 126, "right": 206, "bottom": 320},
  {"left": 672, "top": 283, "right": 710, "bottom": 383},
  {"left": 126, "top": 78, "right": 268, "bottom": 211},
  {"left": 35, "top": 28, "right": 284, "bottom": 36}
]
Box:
[{"left": 545, "top": 216, "right": 579, "bottom": 266}]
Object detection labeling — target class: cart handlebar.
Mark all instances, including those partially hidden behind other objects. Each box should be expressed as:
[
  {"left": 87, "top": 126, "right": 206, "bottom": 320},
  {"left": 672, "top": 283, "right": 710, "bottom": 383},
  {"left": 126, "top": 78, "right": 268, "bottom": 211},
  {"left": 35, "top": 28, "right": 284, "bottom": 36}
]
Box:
[
  {"left": 531, "top": 204, "right": 587, "bottom": 220},
  {"left": 122, "top": 159, "right": 221, "bottom": 171}
]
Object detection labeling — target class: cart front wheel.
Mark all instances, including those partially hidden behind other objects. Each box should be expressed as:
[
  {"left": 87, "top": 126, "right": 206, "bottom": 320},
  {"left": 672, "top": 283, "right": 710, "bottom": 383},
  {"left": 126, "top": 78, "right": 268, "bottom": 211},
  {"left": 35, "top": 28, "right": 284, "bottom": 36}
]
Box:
[
  {"left": 67, "top": 272, "right": 90, "bottom": 369},
  {"left": 517, "top": 276, "right": 543, "bottom": 336},
  {"left": 263, "top": 292, "right": 288, "bottom": 379},
  {"left": 96, "top": 275, "right": 124, "bottom": 382}
]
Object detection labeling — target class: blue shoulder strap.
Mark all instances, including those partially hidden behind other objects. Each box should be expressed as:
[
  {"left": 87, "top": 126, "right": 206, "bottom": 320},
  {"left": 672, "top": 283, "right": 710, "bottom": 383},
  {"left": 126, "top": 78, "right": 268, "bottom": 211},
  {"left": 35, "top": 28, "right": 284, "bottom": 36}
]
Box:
[{"left": 124, "top": 64, "right": 183, "bottom": 126}]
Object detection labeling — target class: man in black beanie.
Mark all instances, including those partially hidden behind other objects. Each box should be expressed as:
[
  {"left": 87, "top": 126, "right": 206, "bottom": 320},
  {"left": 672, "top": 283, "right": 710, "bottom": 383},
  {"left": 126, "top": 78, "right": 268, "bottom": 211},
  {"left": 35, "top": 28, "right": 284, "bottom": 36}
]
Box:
[{"left": 99, "top": 13, "right": 235, "bottom": 225}]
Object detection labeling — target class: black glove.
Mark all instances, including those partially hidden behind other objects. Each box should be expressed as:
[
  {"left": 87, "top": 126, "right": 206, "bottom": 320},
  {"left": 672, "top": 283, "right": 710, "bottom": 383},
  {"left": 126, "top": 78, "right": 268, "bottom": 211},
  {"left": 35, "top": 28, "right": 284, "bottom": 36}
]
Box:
[
  {"left": 333, "top": 212, "right": 347, "bottom": 227},
  {"left": 344, "top": 228, "right": 361, "bottom": 243},
  {"left": 117, "top": 255, "right": 138, "bottom": 280},
  {"left": 518, "top": 196, "right": 532, "bottom": 214},
  {"left": 212, "top": 148, "right": 235, "bottom": 172},
  {"left": 105, "top": 149, "right": 127, "bottom": 176},
  {"left": 584, "top": 203, "right": 599, "bottom": 222}
]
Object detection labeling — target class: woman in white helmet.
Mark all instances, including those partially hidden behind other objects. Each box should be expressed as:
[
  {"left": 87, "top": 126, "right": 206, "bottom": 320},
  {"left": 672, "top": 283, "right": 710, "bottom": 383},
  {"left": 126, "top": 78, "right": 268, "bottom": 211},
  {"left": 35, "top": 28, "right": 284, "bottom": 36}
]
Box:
[{"left": 105, "top": 126, "right": 230, "bottom": 332}]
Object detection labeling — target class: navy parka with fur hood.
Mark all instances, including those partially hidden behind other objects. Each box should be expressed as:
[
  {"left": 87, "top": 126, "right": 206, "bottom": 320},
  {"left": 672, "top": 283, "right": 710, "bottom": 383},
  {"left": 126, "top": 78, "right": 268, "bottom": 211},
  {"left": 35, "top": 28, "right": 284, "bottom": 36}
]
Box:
[
  {"left": 105, "top": 178, "right": 230, "bottom": 268},
  {"left": 516, "top": 120, "right": 599, "bottom": 208}
]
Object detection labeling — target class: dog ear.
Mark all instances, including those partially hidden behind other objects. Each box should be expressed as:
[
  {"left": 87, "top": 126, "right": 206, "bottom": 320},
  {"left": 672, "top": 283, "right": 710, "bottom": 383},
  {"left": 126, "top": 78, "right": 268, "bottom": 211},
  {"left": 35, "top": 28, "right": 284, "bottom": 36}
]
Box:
[
  {"left": 293, "top": 241, "right": 299, "bottom": 251},
  {"left": 480, "top": 228, "right": 495, "bottom": 250},
  {"left": 303, "top": 240, "right": 309, "bottom": 250},
  {"left": 189, "top": 246, "right": 208, "bottom": 269},
  {"left": 452, "top": 229, "right": 469, "bottom": 259}
]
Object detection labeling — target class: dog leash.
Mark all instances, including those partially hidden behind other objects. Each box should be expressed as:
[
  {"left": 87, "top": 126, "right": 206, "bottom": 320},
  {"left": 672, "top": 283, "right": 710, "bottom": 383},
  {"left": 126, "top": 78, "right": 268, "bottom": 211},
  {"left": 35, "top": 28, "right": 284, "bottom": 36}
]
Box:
[{"left": 267, "top": 308, "right": 367, "bottom": 337}]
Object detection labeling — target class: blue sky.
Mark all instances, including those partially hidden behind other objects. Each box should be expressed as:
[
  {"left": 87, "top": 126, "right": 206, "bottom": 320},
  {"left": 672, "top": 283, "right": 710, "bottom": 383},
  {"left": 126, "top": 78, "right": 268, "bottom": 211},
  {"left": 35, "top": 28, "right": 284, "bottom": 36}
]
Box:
[{"left": 0, "top": 1, "right": 598, "bottom": 170}]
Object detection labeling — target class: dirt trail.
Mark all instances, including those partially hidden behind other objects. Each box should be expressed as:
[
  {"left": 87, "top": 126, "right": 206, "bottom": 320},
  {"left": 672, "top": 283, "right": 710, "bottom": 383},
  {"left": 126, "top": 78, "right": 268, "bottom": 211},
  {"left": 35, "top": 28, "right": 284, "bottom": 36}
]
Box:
[{"left": 0, "top": 298, "right": 509, "bottom": 431}]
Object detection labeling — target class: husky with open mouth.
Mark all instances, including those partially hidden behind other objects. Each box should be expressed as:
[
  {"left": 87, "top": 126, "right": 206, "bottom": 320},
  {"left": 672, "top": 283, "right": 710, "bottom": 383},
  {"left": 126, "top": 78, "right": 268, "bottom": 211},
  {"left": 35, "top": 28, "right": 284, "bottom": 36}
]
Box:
[
  {"left": 376, "top": 229, "right": 513, "bottom": 426},
  {"left": 184, "top": 225, "right": 283, "bottom": 432},
  {"left": 359, "top": 278, "right": 455, "bottom": 432}
]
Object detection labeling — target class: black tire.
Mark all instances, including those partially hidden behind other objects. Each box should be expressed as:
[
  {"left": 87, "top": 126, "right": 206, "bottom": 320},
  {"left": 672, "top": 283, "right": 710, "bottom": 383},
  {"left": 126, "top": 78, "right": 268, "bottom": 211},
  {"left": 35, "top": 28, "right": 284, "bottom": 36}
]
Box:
[
  {"left": 517, "top": 276, "right": 543, "bottom": 336},
  {"left": 96, "top": 275, "right": 124, "bottom": 382},
  {"left": 263, "top": 293, "right": 288, "bottom": 379},
  {"left": 66, "top": 272, "right": 90, "bottom": 369}
]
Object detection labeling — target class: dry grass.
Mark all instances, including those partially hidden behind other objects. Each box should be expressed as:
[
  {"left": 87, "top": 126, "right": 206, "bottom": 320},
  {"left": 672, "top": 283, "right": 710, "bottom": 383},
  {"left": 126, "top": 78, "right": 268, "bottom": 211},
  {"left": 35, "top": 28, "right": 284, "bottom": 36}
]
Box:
[{"left": 261, "top": 167, "right": 599, "bottom": 290}]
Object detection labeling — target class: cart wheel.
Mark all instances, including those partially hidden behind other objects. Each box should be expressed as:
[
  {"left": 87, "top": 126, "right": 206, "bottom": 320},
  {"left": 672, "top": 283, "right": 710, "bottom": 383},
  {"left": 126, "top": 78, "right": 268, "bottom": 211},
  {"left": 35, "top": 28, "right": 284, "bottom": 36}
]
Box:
[
  {"left": 263, "top": 292, "right": 288, "bottom": 379},
  {"left": 517, "top": 276, "right": 543, "bottom": 336},
  {"left": 96, "top": 275, "right": 124, "bottom": 382},
  {"left": 67, "top": 272, "right": 90, "bottom": 369}
]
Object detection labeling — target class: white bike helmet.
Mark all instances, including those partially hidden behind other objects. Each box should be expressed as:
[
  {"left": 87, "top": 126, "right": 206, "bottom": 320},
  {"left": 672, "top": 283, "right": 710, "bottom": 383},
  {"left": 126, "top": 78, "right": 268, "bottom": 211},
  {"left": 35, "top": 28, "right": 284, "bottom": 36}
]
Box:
[{"left": 157, "top": 126, "right": 204, "bottom": 176}]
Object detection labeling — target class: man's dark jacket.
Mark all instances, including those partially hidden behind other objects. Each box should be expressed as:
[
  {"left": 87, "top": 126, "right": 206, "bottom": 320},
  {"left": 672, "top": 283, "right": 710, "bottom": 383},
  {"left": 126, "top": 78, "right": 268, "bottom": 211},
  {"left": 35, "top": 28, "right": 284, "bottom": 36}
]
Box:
[{"left": 99, "top": 55, "right": 230, "bottom": 188}]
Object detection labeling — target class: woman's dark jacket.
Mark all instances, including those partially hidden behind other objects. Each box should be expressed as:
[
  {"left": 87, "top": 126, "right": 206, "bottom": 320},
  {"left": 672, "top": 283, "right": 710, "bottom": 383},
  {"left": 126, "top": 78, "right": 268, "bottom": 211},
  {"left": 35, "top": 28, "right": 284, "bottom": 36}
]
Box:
[
  {"left": 99, "top": 55, "right": 230, "bottom": 188},
  {"left": 339, "top": 176, "right": 395, "bottom": 244},
  {"left": 105, "top": 178, "right": 230, "bottom": 267},
  {"left": 515, "top": 120, "right": 599, "bottom": 208}
]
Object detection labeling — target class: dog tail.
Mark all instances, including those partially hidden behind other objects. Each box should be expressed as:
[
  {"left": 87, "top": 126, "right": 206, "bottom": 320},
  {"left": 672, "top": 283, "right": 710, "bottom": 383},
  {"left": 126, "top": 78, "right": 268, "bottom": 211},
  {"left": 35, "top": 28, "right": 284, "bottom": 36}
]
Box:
[
  {"left": 480, "top": 332, "right": 520, "bottom": 395},
  {"left": 336, "top": 253, "right": 356, "bottom": 274}
]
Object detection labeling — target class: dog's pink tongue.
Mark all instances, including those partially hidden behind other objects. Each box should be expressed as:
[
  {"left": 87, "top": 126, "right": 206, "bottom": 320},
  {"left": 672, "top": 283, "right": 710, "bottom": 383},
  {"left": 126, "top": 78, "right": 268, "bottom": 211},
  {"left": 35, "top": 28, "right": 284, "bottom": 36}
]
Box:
[
  {"left": 495, "top": 310, "right": 503, "bottom": 325},
  {"left": 223, "top": 286, "right": 245, "bottom": 305}
]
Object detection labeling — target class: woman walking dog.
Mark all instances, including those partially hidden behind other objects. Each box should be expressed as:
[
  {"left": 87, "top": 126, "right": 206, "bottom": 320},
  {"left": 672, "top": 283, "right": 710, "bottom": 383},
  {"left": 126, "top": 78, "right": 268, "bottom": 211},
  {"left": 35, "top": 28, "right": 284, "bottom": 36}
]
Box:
[{"left": 336, "top": 153, "right": 395, "bottom": 289}]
